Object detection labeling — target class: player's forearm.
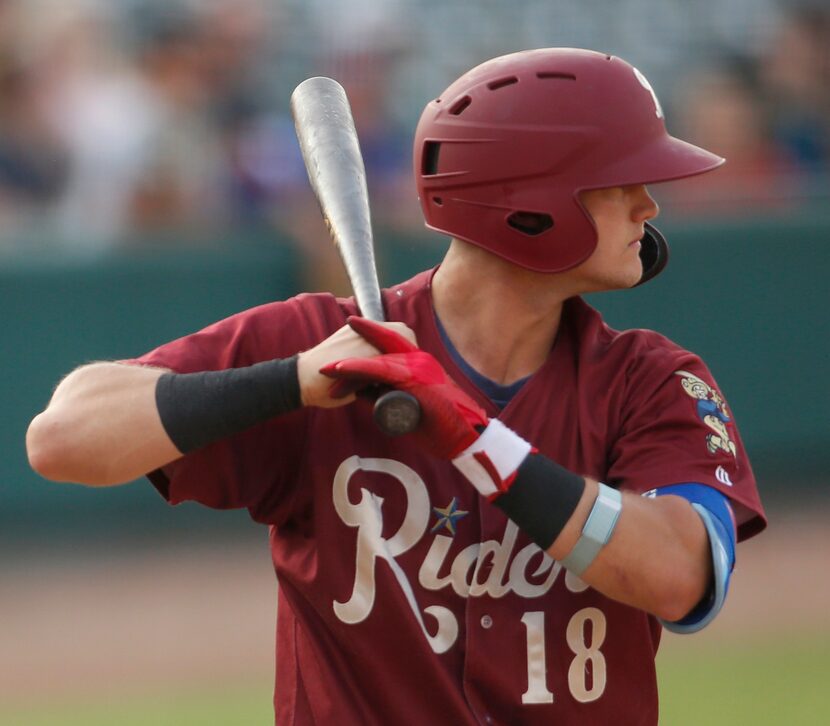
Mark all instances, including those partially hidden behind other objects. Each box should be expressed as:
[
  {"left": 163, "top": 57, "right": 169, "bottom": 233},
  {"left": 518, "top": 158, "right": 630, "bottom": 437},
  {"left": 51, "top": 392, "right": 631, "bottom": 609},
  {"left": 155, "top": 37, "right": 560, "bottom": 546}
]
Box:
[
  {"left": 452, "top": 422, "right": 712, "bottom": 621},
  {"left": 27, "top": 362, "right": 181, "bottom": 486},
  {"left": 546, "top": 483, "right": 712, "bottom": 622}
]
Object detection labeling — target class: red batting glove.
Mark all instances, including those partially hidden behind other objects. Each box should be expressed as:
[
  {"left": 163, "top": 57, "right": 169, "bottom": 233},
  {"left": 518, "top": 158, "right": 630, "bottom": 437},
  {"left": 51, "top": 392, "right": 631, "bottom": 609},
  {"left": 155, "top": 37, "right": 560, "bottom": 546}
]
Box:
[
  {"left": 320, "top": 316, "right": 488, "bottom": 459},
  {"left": 323, "top": 317, "right": 535, "bottom": 499}
]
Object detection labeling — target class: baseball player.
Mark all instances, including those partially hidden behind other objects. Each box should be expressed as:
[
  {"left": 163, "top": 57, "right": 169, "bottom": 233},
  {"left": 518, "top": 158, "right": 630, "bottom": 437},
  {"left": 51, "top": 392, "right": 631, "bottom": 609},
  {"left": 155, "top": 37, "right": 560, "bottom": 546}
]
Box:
[{"left": 27, "top": 49, "right": 766, "bottom": 725}]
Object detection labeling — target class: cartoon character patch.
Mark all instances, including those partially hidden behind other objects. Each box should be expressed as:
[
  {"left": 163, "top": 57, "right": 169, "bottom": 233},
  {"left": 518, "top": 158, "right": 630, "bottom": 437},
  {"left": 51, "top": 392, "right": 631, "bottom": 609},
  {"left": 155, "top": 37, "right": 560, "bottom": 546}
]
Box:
[{"left": 675, "top": 370, "right": 737, "bottom": 458}]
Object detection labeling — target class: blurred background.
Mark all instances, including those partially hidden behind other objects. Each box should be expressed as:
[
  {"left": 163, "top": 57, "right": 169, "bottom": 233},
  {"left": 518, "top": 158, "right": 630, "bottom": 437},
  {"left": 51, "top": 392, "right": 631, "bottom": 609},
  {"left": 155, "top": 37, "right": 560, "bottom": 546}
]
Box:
[{"left": 1, "top": 0, "right": 828, "bottom": 723}]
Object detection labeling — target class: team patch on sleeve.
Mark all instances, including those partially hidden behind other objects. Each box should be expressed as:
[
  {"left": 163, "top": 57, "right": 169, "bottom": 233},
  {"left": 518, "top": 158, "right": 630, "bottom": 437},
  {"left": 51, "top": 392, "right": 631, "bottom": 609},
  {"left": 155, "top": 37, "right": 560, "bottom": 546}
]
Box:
[{"left": 675, "top": 370, "right": 736, "bottom": 458}]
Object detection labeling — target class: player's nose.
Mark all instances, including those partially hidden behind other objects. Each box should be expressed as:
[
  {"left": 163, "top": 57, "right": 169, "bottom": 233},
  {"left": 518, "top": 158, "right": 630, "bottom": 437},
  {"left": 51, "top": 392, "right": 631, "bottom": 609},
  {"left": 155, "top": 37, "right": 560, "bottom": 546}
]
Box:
[{"left": 631, "top": 185, "right": 659, "bottom": 222}]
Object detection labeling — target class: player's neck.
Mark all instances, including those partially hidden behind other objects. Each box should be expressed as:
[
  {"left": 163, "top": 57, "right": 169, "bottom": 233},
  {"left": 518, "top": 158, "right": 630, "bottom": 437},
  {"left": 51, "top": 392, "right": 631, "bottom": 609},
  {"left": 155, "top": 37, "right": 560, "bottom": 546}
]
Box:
[{"left": 431, "top": 241, "right": 568, "bottom": 385}]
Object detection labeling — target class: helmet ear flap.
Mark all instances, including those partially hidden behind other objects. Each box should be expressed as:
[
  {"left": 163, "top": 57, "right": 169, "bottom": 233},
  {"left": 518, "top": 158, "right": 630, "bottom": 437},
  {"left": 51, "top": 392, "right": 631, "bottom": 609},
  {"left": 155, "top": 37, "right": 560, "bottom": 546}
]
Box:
[{"left": 635, "top": 222, "right": 669, "bottom": 286}]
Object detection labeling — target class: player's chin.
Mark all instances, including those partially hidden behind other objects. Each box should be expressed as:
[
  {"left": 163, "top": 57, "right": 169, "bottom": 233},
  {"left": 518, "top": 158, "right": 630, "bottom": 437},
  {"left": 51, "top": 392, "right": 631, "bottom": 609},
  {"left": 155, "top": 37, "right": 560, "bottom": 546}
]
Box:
[
  {"left": 620, "top": 255, "right": 644, "bottom": 288},
  {"left": 574, "top": 256, "right": 642, "bottom": 293},
  {"left": 602, "top": 263, "right": 642, "bottom": 291}
]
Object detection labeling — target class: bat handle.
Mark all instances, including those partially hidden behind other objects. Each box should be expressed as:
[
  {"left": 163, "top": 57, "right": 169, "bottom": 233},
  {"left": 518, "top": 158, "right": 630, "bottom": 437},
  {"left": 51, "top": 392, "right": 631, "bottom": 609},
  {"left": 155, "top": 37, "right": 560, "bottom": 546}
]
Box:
[{"left": 373, "top": 390, "right": 421, "bottom": 436}]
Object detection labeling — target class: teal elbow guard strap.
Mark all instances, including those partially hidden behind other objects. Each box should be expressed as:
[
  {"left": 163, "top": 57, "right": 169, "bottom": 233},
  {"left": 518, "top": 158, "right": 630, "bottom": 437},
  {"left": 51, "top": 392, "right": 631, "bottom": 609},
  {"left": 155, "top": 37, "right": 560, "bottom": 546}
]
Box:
[{"left": 560, "top": 483, "right": 623, "bottom": 576}]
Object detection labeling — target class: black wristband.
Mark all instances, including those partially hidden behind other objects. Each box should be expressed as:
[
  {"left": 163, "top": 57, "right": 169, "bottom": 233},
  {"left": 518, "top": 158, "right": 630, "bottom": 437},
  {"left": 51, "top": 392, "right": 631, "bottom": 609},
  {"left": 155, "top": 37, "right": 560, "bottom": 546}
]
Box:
[
  {"left": 493, "top": 452, "right": 585, "bottom": 551},
  {"left": 156, "top": 356, "right": 301, "bottom": 454}
]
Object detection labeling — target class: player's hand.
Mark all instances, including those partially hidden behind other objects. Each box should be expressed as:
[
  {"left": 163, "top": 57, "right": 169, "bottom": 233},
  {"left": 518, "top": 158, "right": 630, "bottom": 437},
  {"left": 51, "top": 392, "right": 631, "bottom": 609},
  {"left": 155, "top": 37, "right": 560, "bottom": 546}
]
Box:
[
  {"left": 320, "top": 316, "right": 489, "bottom": 458},
  {"left": 297, "top": 320, "right": 416, "bottom": 408}
]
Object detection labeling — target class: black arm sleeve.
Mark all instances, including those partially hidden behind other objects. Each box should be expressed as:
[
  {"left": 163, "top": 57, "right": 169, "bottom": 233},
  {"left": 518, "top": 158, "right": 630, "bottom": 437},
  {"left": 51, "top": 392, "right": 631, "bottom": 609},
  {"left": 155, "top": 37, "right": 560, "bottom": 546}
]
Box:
[{"left": 155, "top": 356, "right": 301, "bottom": 454}]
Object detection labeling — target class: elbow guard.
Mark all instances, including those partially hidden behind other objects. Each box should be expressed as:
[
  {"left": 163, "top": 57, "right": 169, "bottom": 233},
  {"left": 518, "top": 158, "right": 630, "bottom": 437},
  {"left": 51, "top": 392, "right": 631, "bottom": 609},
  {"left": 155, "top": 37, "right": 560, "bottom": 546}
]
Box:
[{"left": 649, "top": 483, "right": 736, "bottom": 634}]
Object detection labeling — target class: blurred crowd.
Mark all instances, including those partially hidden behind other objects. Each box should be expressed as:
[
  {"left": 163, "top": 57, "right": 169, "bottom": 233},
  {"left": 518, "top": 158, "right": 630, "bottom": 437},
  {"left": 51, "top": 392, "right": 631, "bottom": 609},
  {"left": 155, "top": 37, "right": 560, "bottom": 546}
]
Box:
[
  {"left": 0, "top": 0, "right": 827, "bottom": 274},
  {"left": 665, "top": 2, "right": 830, "bottom": 215}
]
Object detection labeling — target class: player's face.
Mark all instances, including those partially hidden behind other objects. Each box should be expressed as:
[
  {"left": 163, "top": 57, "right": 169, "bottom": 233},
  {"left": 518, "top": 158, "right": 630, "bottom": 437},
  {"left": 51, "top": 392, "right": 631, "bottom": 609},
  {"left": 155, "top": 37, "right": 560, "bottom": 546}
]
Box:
[{"left": 570, "top": 184, "right": 659, "bottom": 292}]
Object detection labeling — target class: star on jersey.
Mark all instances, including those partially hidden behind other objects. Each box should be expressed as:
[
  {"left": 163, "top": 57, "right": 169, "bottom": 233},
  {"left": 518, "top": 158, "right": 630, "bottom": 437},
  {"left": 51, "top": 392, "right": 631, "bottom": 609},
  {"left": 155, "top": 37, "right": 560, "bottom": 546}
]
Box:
[{"left": 431, "top": 497, "right": 469, "bottom": 536}]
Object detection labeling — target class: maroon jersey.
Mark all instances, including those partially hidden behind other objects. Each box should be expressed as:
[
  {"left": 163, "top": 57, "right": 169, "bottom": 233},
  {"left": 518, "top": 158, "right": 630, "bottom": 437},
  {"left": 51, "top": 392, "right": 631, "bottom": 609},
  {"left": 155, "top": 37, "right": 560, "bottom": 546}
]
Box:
[{"left": 131, "top": 269, "right": 765, "bottom": 725}]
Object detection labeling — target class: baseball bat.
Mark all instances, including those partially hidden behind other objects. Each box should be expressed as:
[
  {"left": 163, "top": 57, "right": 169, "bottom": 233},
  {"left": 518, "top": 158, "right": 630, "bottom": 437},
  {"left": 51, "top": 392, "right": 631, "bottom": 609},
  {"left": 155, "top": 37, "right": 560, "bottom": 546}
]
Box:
[{"left": 290, "top": 76, "right": 421, "bottom": 436}]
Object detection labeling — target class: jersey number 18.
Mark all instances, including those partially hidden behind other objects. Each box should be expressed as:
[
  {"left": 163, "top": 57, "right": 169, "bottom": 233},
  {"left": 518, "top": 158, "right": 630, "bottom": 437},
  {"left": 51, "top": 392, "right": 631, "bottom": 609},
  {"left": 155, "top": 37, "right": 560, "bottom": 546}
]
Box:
[{"left": 520, "top": 607, "right": 607, "bottom": 704}]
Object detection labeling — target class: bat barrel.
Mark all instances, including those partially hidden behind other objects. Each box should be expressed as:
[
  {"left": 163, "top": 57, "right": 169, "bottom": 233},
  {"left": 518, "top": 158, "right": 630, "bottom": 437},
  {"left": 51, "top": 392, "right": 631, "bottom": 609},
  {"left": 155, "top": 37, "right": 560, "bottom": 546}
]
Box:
[{"left": 291, "top": 77, "right": 384, "bottom": 322}]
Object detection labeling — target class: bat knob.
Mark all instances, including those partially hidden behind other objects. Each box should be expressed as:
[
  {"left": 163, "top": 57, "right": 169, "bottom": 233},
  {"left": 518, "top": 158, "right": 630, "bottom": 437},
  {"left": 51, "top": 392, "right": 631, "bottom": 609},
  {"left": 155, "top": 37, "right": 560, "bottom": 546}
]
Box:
[{"left": 373, "top": 390, "right": 421, "bottom": 436}]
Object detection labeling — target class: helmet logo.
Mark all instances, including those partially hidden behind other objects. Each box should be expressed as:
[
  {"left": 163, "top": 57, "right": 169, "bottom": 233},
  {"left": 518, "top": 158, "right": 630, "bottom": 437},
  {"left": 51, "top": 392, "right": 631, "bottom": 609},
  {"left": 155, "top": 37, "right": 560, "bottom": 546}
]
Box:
[{"left": 633, "top": 67, "right": 664, "bottom": 119}]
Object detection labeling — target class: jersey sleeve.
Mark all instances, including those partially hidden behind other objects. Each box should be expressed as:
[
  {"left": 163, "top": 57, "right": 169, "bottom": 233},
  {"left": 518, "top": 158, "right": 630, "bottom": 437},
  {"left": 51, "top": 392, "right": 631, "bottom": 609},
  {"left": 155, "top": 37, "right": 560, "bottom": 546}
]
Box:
[
  {"left": 605, "top": 337, "right": 766, "bottom": 541},
  {"left": 122, "top": 295, "right": 341, "bottom": 526}
]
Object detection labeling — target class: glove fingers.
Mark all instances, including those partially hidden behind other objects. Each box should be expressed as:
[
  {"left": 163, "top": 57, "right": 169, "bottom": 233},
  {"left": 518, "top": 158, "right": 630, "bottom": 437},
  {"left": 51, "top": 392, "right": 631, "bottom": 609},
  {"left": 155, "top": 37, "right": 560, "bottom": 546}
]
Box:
[
  {"left": 347, "top": 316, "right": 418, "bottom": 355},
  {"left": 321, "top": 356, "right": 410, "bottom": 386}
]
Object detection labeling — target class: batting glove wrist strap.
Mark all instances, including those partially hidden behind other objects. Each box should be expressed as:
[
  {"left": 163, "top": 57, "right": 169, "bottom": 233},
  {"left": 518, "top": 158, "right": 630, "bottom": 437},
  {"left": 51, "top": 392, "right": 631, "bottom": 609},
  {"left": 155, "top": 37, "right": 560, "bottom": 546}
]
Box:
[
  {"left": 156, "top": 356, "right": 301, "bottom": 454},
  {"left": 452, "top": 419, "right": 532, "bottom": 497},
  {"left": 452, "top": 419, "right": 586, "bottom": 551}
]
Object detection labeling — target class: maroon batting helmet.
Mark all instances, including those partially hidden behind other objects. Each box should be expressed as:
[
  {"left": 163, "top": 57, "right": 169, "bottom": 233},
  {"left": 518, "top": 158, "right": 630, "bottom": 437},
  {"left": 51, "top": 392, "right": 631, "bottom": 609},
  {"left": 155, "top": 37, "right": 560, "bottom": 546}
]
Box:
[{"left": 414, "top": 48, "right": 724, "bottom": 283}]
